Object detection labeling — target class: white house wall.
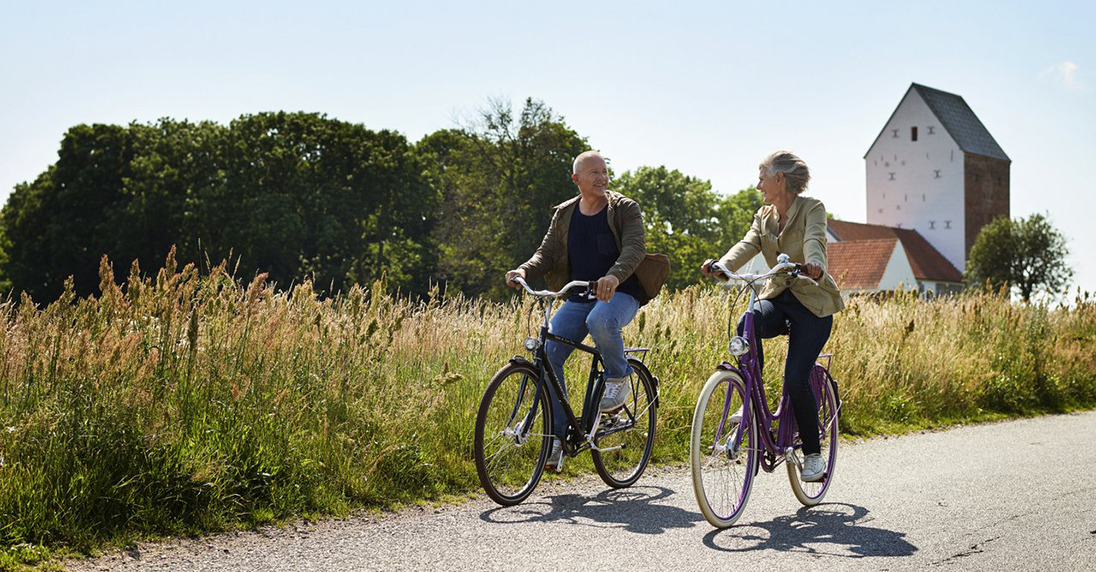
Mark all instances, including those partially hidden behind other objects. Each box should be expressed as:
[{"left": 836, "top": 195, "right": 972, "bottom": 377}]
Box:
[
  {"left": 866, "top": 88, "right": 968, "bottom": 272},
  {"left": 877, "top": 243, "right": 919, "bottom": 292}
]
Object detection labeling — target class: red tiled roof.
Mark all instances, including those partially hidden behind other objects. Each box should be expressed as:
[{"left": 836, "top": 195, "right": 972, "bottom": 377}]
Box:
[
  {"left": 827, "top": 239, "right": 898, "bottom": 290},
  {"left": 827, "top": 220, "right": 963, "bottom": 283}
]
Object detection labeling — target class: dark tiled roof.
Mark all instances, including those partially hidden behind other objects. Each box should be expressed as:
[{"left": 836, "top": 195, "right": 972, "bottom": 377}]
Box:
[
  {"left": 827, "top": 219, "right": 964, "bottom": 283},
  {"left": 864, "top": 83, "right": 1010, "bottom": 162},
  {"left": 911, "top": 83, "right": 1009, "bottom": 162},
  {"left": 827, "top": 239, "right": 898, "bottom": 290}
]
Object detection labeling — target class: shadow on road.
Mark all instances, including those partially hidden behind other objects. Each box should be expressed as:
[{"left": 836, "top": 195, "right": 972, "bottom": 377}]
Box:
[
  {"left": 479, "top": 485, "right": 703, "bottom": 534},
  {"left": 702, "top": 503, "right": 917, "bottom": 557}
]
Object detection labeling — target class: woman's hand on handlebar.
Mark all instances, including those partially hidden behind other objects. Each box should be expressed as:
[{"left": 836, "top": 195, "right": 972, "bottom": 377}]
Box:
[
  {"left": 505, "top": 269, "right": 526, "bottom": 289},
  {"left": 804, "top": 262, "right": 824, "bottom": 280},
  {"left": 700, "top": 258, "right": 727, "bottom": 280}
]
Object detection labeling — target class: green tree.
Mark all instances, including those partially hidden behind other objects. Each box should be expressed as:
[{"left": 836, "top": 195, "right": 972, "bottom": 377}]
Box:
[
  {"left": 615, "top": 166, "right": 762, "bottom": 290},
  {"left": 965, "top": 213, "right": 1073, "bottom": 302},
  {"left": 715, "top": 186, "right": 765, "bottom": 253},
  {"left": 423, "top": 98, "right": 587, "bottom": 299},
  {"left": 2, "top": 124, "right": 135, "bottom": 300},
  {"left": 211, "top": 112, "right": 435, "bottom": 296},
  {"left": 0, "top": 113, "right": 436, "bottom": 301}
]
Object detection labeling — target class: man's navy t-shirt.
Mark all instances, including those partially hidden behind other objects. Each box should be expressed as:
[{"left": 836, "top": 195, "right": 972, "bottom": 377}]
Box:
[{"left": 567, "top": 205, "right": 645, "bottom": 302}]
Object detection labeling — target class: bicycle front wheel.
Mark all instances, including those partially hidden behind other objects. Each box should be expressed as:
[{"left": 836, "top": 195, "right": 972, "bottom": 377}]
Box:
[
  {"left": 474, "top": 361, "right": 553, "bottom": 506},
  {"left": 690, "top": 370, "right": 757, "bottom": 528},
  {"left": 591, "top": 358, "right": 658, "bottom": 488},
  {"left": 786, "top": 364, "right": 840, "bottom": 506}
]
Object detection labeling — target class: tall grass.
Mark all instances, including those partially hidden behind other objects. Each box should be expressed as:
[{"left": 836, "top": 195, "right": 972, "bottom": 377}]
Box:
[{"left": 1, "top": 252, "right": 1094, "bottom": 565}]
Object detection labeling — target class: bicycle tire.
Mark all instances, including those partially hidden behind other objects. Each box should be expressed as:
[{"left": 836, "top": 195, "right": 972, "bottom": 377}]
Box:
[
  {"left": 690, "top": 370, "right": 758, "bottom": 528},
  {"left": 786, "top": 364, "right": 839, "bottom": 506},
  {"left": 474, "top": 361, "right": 553, "bottom": 506},
  {"left": 591, "top": 358, "right": 658, "bottom": 488}
]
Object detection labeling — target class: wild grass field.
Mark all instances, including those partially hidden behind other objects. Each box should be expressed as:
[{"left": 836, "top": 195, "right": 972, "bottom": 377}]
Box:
[{"left": 1, "top": 252, "right": 1093, "bottom": 568}]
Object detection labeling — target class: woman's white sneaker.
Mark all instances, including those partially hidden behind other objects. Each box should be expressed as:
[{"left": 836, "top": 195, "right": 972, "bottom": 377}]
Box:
[{"left": 801, "top": 453, "right": 826, "bottom": 482}]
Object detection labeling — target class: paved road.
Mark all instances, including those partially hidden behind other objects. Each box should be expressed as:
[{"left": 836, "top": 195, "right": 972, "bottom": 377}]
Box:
[{"left": 70, "top": 411, "right": 1096, "bottom": 572}]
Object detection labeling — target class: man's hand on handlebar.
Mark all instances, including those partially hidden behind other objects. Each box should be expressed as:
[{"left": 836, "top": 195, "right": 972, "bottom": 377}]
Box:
[
  {"left": 803, "top": 262, "right": 824, "bottom": 280},
  {"left": 505, "top": 269, "right": 526, "bottom": 289},
  {"left": 595, "top": 275, "right": 620, "bottom": 302}
]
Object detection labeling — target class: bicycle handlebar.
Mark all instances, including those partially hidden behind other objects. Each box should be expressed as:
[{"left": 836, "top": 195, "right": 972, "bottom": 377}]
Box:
[
  {"left": 709, "top": 257, "right": 819, "bottom": 287},
  {"left": 509, "top": 276, "right": 597, "bottom": 299}
]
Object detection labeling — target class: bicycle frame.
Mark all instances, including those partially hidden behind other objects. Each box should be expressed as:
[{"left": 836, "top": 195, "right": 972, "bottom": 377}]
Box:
[
  {"left": 715, "top": 286, "right": 800, "bottom": 473},
  {"left": 507, "top": 280, "right": 655, "bottom": 457},
  {"left": 708, "top": 260, "right": 834, "bottom": 473}
]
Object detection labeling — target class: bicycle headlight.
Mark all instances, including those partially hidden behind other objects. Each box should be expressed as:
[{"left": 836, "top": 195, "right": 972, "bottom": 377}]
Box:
[
  {"left": 524, "top": 337, "right": 541, "bottom": 351},
  {"left": 728, "top": 336, "right": 750, "bottom": 357}
]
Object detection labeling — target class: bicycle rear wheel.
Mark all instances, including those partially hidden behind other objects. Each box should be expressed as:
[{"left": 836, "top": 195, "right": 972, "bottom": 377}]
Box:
[
  {"left": 690, "top": 370, "right": 757, "bottom": 528},
  {"left": 474, "top": 362, "right": 552, "bottom": 506},
  {"left": 786, "top": 364, "right": 840, "bottom": 506},
  {"left": 591, "top": 358, "right": 657, "bottom": 488}
]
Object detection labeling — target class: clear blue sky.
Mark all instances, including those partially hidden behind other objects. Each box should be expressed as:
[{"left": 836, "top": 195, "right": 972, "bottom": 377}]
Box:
[{"left": 2, "top": 1, "right": 1093, "bottom": 293}]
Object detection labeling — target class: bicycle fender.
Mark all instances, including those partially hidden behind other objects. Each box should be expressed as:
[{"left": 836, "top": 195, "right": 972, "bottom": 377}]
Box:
[
  {"left": 715, "top": 361, "right": 746, "bottom": 376},
  {"left": 508, "top": 355, "right": 536, "bottom": 369},
  {"left": 627, "top": 357, "right": 660, "bottom": 409}
]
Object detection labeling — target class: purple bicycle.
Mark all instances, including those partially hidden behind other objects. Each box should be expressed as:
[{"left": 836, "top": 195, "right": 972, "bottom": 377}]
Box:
[{"left": 689, "top": 255, "right": 841, "bottom": 528}]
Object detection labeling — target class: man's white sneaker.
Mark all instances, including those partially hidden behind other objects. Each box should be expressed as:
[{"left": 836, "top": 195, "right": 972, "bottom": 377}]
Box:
[
  {"left": 544, "top": 438, "right": 563, "bottom": 471},
  {"left": 801, "top": 453, "right": 826, "bottom": 482},
  {"left": 599, "top": 377, "right": 632, "bottom": 412}
]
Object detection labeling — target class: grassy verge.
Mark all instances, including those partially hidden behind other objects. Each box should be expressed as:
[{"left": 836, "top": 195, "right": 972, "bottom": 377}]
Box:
[{"left": 1, "top": 253, "right": 1094, "bottom": 569}]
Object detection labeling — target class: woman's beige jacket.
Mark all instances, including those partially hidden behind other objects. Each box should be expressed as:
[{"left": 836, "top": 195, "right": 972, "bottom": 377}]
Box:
[{"left": 717, "top": 195, "right": 844, "bottom": 318}]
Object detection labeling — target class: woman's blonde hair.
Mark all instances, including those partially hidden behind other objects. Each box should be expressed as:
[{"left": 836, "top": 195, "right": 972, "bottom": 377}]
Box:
[{"left": 760, "top": 150, "right": 810, "bottom": 195}]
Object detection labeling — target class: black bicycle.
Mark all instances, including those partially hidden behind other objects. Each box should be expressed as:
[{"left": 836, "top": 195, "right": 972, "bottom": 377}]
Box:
[{"left": 473, "top": 277, "right": 660, "bottom": 506}]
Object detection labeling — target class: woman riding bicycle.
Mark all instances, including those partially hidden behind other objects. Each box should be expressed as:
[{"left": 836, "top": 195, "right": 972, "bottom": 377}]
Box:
[{"left": 700, "top": 150, "right": 843, "bottom": 482}]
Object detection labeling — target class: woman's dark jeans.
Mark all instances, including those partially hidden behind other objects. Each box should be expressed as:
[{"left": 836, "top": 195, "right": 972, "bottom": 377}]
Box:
[{"left": 737, "top": 289, "right": 833, "bottom": 455}]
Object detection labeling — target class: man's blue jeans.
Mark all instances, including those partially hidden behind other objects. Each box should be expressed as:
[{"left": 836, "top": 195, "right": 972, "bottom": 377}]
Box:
[{"left": 544, "top": 292, "right": 640, "bottom": 440}]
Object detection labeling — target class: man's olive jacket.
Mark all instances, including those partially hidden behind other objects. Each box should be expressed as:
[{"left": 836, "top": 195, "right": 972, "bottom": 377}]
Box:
[{"left": 519, "top": 190, "right": 647, "bottom": 292}]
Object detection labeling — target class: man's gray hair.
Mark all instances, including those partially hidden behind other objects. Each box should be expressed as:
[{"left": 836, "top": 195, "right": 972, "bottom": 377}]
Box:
[{"left": 573, "top": 150, "right": 606, "bottom": 174}]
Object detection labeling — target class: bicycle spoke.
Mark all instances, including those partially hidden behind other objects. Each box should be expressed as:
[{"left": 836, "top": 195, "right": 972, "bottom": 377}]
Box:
[
  {"left": 591, "top": 364, "right": 657, "bottom": 488},
  {"left": 786, "top": 367, "right": 839, "bottom": 507},
  {"left": 474, "top": 363, "right": 550, "bottom": 506},
  {"left": 691, "top": 372, "right": 755, "bottom": 528}
]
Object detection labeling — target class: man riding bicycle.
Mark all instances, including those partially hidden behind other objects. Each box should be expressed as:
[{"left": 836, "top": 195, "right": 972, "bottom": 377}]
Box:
[{"left": 505, "top": 150, "right": 648, "bottom": 470}]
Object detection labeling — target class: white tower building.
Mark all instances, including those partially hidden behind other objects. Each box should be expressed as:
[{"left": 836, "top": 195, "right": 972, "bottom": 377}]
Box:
[{"left": 864, "top": 83, "right": 1010, "bottom": 272}]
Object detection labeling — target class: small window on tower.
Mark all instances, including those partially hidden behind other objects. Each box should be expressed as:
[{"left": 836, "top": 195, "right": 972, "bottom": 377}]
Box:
[{"left": 911, "top": 127, "right": 918, "bottom": 141}]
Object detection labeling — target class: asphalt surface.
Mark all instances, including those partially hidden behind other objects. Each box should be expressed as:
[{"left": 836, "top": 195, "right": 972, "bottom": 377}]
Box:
[{"left": 68, "top": 411, "right": 1096, "bottom": 572}]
